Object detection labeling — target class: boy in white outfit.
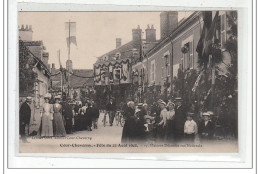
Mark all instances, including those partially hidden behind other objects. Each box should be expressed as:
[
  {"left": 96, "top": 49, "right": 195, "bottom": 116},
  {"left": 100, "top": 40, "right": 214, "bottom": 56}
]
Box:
[{"left": 184, "top": 112, "right": 198, "bottom": 142}]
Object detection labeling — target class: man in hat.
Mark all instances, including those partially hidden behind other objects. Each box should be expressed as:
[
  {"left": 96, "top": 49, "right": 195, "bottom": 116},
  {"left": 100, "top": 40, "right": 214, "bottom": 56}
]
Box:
[
  {"left": 19, "top": 97, "right": 32, "bottom": 143},
  {"left": 173, "top": 97, "right": 186, "bottom": 142},
  {"left": 198, "top": 112, "right": 214, "bottom": 141},
  {"left": 62, "top": 97, "right": 74, "bottom": 134},
  {"left": 105, "top": 97, "right": 116, "bottom": 126}
]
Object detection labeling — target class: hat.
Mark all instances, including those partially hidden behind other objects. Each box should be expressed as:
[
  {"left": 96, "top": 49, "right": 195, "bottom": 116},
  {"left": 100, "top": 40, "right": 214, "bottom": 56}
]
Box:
[
  {"left": 157, "top": 99, "right": 164, "bottom": 103},
  {"left": 26, "top": 97, "right": 32, "bottom": 102},
  {"left": 44, "top": 93, "right": 51, "bottom": 99},
  {"left": 138, "top": 103, "right": 143, "bottom": 107},
  {"left": 143, "top": 103, "right": 148, "bottom": 107},
  {"left": 202, "top": 112, "right": 210, "bottom": 116},
  {"left": 158, "top": 100, "right": 166, "bottom": 106},
  {"left": 167, "top": 101, "right": 175, "bottom": 107},
  {"left": 174, "top": 97, "right": 183, "bottom": 102},
  {"left": 54, "top": 95, "right": 61, "bottom": 100},
  {"left": 207, "top": 111, "right": 214, "bottom": 116}
]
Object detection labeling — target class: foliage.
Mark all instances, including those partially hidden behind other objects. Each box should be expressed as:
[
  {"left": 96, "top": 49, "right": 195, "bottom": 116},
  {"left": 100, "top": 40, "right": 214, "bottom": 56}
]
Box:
[
  {"left": 172, "top": 69, "right": 199, "bottom": 108},
  {"left": 19, "top": 40, "right": 38, "bottom": 96}
]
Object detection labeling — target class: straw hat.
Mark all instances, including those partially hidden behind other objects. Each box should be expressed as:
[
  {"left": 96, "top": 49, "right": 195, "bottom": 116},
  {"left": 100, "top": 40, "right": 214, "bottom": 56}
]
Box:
[
  {"left": 26, "top": 96, "right": 32, "bottom": 102},
  {"left": 174, "top": 97, "right": 183, "bottom": 102},
  {"left": 202, "top": 112, "right": 210, "bottom": 116}
]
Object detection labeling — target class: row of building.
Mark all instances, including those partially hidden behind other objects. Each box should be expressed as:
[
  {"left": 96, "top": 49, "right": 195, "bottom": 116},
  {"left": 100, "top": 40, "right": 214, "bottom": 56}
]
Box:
[
  {"left": 19, "top": 25, "right": 94, "bottom": 106},
  {"left": 93, "top": 11, "right": 231, "bottom": 107}
]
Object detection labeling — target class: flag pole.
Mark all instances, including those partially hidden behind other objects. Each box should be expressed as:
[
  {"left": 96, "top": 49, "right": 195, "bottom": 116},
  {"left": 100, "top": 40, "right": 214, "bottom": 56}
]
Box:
[
  {"left": 68, "top": 20, "right": 70, "bottom": 61},
  {"left": 59, "top": 49, "right": 63, "bottom": 97}
]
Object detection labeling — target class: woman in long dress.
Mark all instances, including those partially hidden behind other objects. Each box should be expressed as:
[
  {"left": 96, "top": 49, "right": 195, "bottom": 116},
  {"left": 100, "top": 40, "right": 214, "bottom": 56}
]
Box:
[
  {"left": 156, "top": 101, "right": 168, "bottom": 142},
  {"left": 53, "top": 95, "right": 66, "bottom": 137},
  {"left": 40, "top": 93, "right": 54, "bottom": 137},
  {"left": 165, "top": 101, "right": 175, "bottom": 142}
]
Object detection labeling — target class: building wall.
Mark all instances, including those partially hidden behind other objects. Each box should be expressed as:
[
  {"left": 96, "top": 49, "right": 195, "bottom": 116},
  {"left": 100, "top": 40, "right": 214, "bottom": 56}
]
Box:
[
  {"left": 137, "top": 15, "right": 203, "bottom": 89},
  {"left": 34, "top": 68, "right": 49, "bottom": 107}
]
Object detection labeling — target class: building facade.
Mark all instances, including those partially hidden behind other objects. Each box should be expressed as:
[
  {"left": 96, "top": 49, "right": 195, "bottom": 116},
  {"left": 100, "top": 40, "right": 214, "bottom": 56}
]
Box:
[
  {"left": 19, "top": 25, "right": 51, "bottom": 107},
  {"left": 93, "top": 25, "right": 158, "bottom": 107},
  {"left": 132, "top": 11, "right": 230, "bottom": 104}
]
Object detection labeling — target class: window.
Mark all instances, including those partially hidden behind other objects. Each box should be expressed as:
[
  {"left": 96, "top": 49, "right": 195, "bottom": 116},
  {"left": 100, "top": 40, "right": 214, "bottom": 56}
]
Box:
[
  {"left": 151, "top": 60, "right": 155, "bottom": 82},
  {"left": 161, "top": 66, "right": 164, "bottom": 78},
  {"left": 181, "top": 57, "right": 184, "bottom": 71},
  {"left": 220, "top": 13, "right": 227, "bottom": 47},
  {"left": 114, "top": 69, "right": 121, "bottom": 80}
]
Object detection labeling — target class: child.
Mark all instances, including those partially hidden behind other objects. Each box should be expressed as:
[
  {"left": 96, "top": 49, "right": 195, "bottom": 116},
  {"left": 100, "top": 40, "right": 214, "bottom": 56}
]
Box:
[
  {"left": 198, "top": 112, "right": 214, "bottom": 140},
  {"left": 184, "top": 112, "right": 198, "bottom": 142}
]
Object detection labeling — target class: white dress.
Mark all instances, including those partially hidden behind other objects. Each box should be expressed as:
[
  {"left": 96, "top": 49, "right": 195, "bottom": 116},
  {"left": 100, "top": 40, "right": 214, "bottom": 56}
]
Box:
[{"left": 40, "top": 103, "right": 54, "bottom": 137}]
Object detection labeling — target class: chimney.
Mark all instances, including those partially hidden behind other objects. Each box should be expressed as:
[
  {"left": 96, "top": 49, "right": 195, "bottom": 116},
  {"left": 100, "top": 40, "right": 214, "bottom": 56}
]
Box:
[
  {"left": 19, "top": 24, "right": 33, "bottom": 41},
  {"left": 160, "top": 11, "right": 178, "bottom": 39},
  {"left": 51, "top": 63, "right": 56, "bottom": 74},
  {"left": 132, "top": 25, "right": 142, "bottom": 45},
  {"left": 145, "top": 24, "right": 156, "bottom": 42},
  {"left": 116, "top": 38, "right": 121, "bottom": 48}
]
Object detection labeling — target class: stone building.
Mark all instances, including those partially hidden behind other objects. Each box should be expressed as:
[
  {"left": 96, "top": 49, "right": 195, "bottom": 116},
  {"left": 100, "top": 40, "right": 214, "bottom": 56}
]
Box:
[
  {"left": 19, "top": 24, "right": 51, "bottom": 107},
  {"left": 132, "top": 11, "right": 231, "bottom": 103}
]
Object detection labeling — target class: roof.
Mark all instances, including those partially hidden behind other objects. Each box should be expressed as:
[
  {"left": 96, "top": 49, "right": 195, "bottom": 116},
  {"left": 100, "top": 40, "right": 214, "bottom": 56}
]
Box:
[
  {"left": 95, "top": 39, "right": 159, "bottom": 66},
  {"left": 145, "top": 11, "right": 201, "bottom": 57},
  {"left": 52, "top": 69, "right": 94, "bottom": 89},
  {"left": 23, "top": 40, "right": 43, "bottom": 47},
  {"left": 96, "top": 40, "right": 141, "bottom": 63},
  {"left": 19, "top": 40, "right": 50, "bottom": 76}
]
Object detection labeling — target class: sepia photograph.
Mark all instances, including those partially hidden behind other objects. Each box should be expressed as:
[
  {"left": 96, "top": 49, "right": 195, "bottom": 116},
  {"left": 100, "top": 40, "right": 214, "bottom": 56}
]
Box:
[{"left": 18, "top": 10, "right": 239, "bottom": 153}]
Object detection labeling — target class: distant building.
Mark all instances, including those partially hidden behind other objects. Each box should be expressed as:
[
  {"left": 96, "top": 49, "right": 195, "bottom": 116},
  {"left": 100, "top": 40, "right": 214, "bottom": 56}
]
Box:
[
  {"left": 50, "top": 62, "right": 94, "bottom": 101},
  {"left": 93, "top": 25, "right": 158, "bottom": 106}
]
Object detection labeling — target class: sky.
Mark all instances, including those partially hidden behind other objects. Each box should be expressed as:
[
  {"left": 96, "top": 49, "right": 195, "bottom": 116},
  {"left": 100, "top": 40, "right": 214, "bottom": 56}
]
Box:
[{"left": 19, "top": 12, "right": 192, "bottom": 69}]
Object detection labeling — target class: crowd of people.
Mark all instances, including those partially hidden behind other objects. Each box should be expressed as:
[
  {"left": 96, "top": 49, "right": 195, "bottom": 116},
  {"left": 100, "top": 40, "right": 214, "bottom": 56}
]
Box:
[
  {"left": 19, "top": 93, "right": 99, "bottom": 143},
  {"left": 121, "top": 97, "right": 226, "bottom": 144},
  {"left": 20, "top": 93, "right": 230, "bottom": 144}
]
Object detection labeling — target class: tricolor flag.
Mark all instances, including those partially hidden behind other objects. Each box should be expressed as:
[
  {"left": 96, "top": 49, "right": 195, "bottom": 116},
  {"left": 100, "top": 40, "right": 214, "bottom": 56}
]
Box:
[{"left": 65, "top": 22, "right": 77, "bottom": 47}]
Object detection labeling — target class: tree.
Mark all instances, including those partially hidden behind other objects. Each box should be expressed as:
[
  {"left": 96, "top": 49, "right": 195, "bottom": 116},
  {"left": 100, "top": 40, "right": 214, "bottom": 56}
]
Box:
[{"left": 19, "top": 40, "right": 37, "bottom": 96}]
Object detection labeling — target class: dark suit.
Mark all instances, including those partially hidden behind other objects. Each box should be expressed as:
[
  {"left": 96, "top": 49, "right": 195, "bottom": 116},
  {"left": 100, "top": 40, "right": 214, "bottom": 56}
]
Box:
[
  {"left": 19, "top": 102, "right": 31, "bottom": 137},
  {"left": 106, "top": 102, "right": 116, "bottom": 125},
  {"left": 62, "top": 102, "right": 73, "bottom": 134},
  {"left": 198, "top": 120, "right": 214, "bottom": 140},
  {"left": 173, "top": 105, "right": 186, "bottom": 142}
]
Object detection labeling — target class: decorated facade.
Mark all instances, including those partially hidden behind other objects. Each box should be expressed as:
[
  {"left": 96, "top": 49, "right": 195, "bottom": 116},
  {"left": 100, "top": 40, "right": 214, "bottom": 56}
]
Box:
[{"left": 93, "top": 25, "right": 158, "bottom": 107}]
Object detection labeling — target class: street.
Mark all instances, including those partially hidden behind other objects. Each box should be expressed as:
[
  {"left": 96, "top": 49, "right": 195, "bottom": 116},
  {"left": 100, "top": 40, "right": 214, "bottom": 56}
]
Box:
[
  {"left": 20, "top": 113, "right": 238, "bottom": 153},
  {"left": 20, "top": 113, "right": 124, "bottom": 153}
]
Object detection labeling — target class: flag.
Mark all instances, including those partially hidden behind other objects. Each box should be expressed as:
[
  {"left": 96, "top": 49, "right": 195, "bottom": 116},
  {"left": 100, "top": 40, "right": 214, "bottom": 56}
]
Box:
[
  {"left": 203, "top": 11, "right": 219, "bottom": 61},
  {"left": 196, "top": 11, "right": 219, "bottom": 67},
  {"left": 196, "top": 12, "right": 212, "bottom": 66},
  {"left": 65, "top": 22, "right": 77, "bottom": 47}
]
